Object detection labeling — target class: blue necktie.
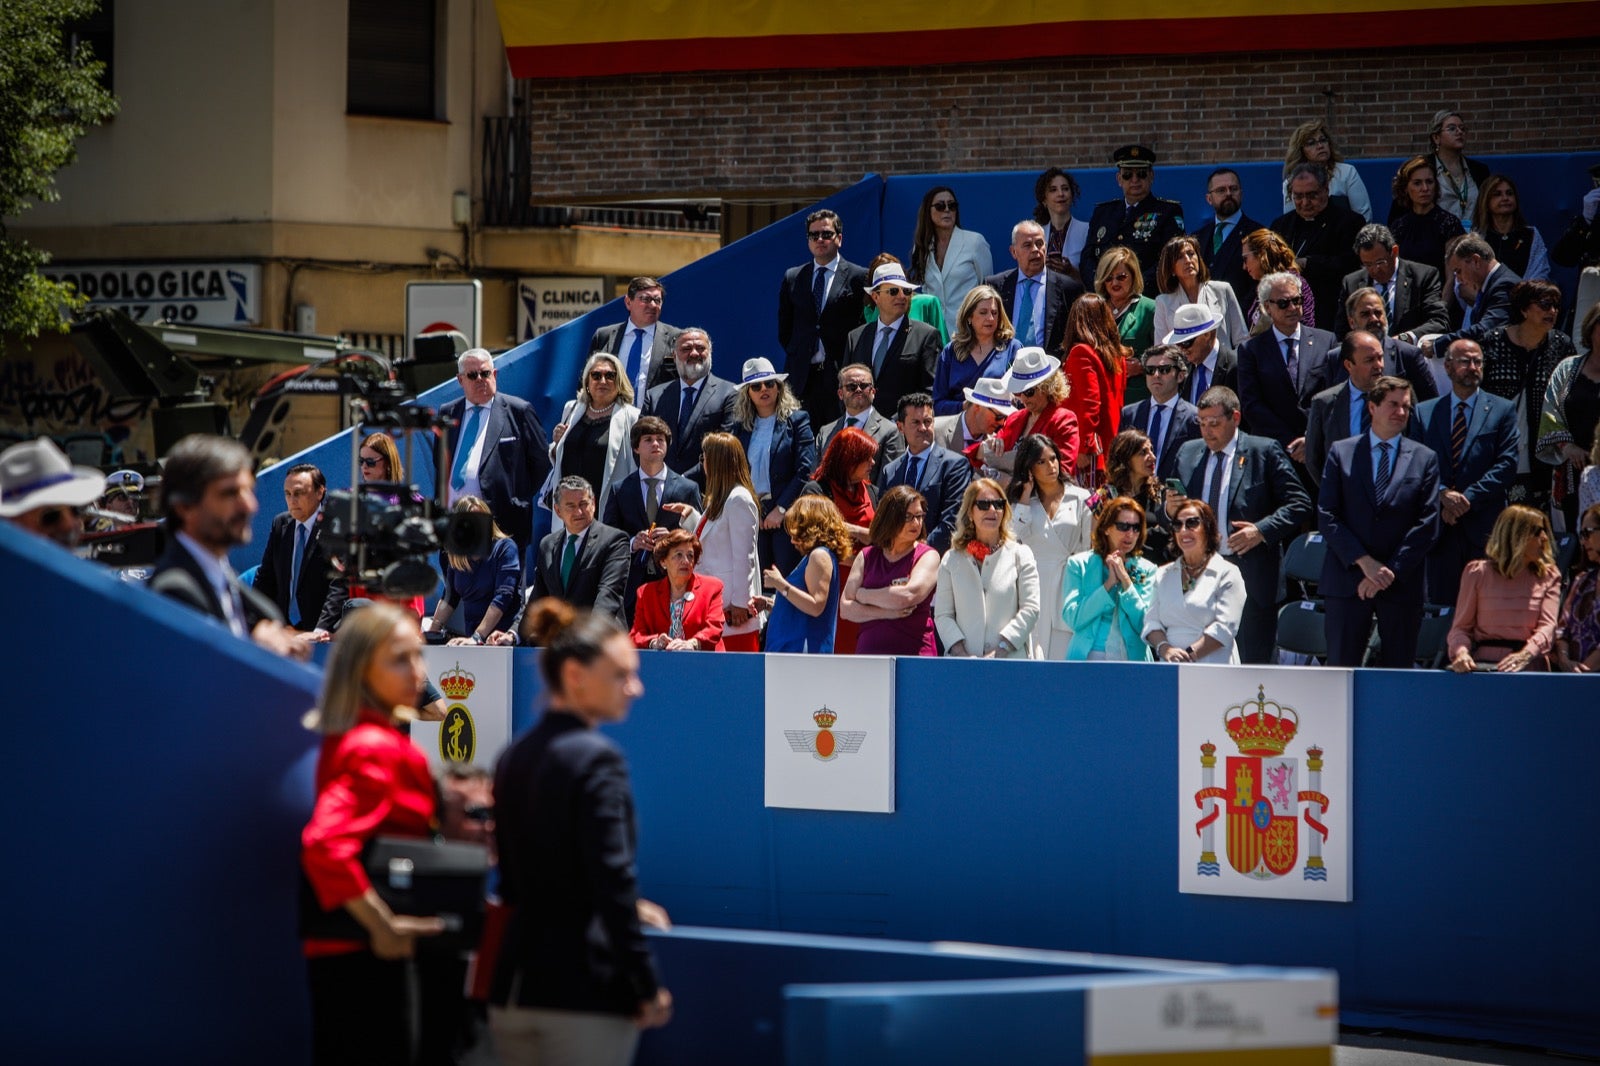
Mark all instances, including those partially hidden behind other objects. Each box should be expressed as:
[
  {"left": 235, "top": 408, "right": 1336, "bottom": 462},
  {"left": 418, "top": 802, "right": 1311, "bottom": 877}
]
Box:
[
  {"left": 1015, "top": 276, "right": 1037, "bottom": 347},
  {"left": 1147, "top": 403, "right": 1166, "bottom": 464},
  {"left": 450, "top": 405, "right": 483, "bottom": 492},
  {"left": 625, "top": 328, "right": 646, "bottom": 389},
  {"left": 1192, "top": 363, "right": 1209, "bottom": 403},
  {"left": 288, "top": 522, "right": 307, "bottom": 627},
  {"left": 678, "top": 385, "right": 697, "bottom": 433},
  {"left": 1375, "top": 441, "right": 1393, "bottom": 497},
  {"left": 904, "top": 455, "right": 922, "bottom": 489},
  {"left": 812, "top": 265, "right": 828, "bottom": 313}
]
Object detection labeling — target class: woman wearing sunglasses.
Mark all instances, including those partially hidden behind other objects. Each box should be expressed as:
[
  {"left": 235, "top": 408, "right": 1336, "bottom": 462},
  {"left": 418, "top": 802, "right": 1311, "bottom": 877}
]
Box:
[
  {"left": 909, "top": 187, "right": 993, "bottom": 329},
  {"left": 542, "top": 351, "right": 639, "bottom": 518},
  {"left": 991, "top": 346, "right": 1080, "bottom": 480},
  {"left": 933, "top": 478, "right": 1041, "bottom": 658},
  {"left": 1061, "top": 497, "right": 1158, "bottom": 661},
  {"left": 358, "top": 432, "right": 404, "bottom": 484},
  {"left": 1142, "top": 498, "right": 1245, "bottom": 664},
  {"left": 733, "top": 357, "right": 816, "bottom": 576},
  {"left": 1483, "top": 282, "right": 1579, "bottom": 517}
]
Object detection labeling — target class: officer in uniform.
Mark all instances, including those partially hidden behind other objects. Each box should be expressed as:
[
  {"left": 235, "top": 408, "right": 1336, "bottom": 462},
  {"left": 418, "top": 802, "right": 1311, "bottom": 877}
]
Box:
[{"left": 1079, "top": 144, "right": 1186, "bottom": 294}]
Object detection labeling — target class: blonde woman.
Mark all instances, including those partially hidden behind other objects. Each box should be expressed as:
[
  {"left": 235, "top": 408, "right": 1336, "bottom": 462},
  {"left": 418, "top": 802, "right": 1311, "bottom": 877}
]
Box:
[
  {"left": 754, "top": 494, "right": 855, "bottom": 653},
  {"left": 543, "top": 351, "right": 639, "bottom": 517},
  {"left": 931, "top": 284, "right": 1019, "bottom": 415},
  {"left": 427, "top": 495, "right": 521, "bottom": 644},
  {"left": 686, "top": 432, "right": 762, "bottom": 651},
  {"left": 1447, "top": 504, "right": 1562, "bottom": 672},
  {"left": 733, "top": 357, "right": 816, "bottom": 574},
  {"left": 1280, "top": 119, "right": 1372, "bottom": 221},
  {"left": 933, "top": 478, "right": 1041, "bottom": 658}
]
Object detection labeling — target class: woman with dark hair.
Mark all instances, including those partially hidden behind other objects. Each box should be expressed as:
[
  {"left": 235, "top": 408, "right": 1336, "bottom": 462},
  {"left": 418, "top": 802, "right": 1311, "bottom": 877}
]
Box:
[
  {"left": 1281, "top": 119, "right": 1372, "bottom": 220},
  {"left": 839, "top": 485, "right": 940, "bottom": 656},
  {"left": 909, "top": 186, "right": 992, "bottom": 329},
  {"left": 358, "top": 431, "right": 404, "bottom": 483},
  {"left": 1152, "top": 235, "right": 1248, "bottom": 351},
  {"left": 301, "top": 603, "right": 450, "bottom": 1065},
  {"left": 1008, "top": 433, "right": 1093, "bottom": 659},
  {"left": 691, "top": 432, "right": 761, "bottom": 651},
  {"left": 1093, "top": 429, "right": 1172, "bottom": 563},
  {"left": 865, "top": 251, "right": 949, "bottom": 341},
  {"left": 1556, "top": 502, "right": 1600, "bottom": 672},
  {"left": 1482, "top": 281, "right": 1578, "bottom": 512},
  {"left": 1094, "top": 246, "right": 1156, "bottom": 400},
  {"left": 544, "top": 350, "right": 640, "bottom": 518},
  {"left": 1142, "top": 498, "right": 1245, "bottom": 664},
  {"left": 1387, "top": 156, "right": 1465, "bottom": 275},
  {"left": 1033, "top": 166, "right": 1088, "bottom": 278},
  {"left": 427, "top": 494, "right": 522, "bottom": 644},
  {"left": 754, "top": 495, "right": 854, "bottom": 654},
  {"left": 630, "top": 528, "right": 726, "bottom": 651},
  {"left": 1447, "top": 504, "right": 1561, "bottom": 672},
  {"left": 803, "top": 426, "right": 879, "bottom": 652},
  {"left": 1060, "top": 294, "right": 1130, "bottom": 487},
  {"left": 1536, "top": 300, "right": 1600, "bottom": 527},
  {"left": 1473, "top": 174, "right": 1551, "bottom": 281},
  {"left": 733, "top": 357, "right": 816, "bottom": 576},
  {"left": 1426, "top": 108, "right": 1490, "bottom": 225},
  {"left": 1061, "top": 497, "right": 1159, "bottom": 661},
  {"left": 492, "top": 600, "right": 672, "bottom": 1061},
  {"left": 934, "top": 479, "right": 1041, "bottom": 658},
  {"left": 1240, "top": 229, "right": 1316, "bottom": 331},
  {"left": 931, "top": 284, "right": 1019, "bottom": 415}
]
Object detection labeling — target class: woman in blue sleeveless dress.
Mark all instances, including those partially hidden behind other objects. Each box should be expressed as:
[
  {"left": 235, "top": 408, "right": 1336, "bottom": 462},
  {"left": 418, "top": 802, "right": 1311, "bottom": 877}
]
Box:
[{"left": 756, "top": 495, "right": 853, "bottom": 653}]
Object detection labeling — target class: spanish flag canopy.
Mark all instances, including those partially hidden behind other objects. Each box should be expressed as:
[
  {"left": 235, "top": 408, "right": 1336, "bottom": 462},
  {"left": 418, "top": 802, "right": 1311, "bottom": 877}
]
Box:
[{"left": 493, "top": 0, "right": 1598, "bottom": 79}]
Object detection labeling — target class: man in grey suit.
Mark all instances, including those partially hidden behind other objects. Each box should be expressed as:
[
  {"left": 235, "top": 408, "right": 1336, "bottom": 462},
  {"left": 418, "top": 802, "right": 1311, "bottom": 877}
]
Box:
[
  {"left": 589, "top": 276, "right": 682, "bottom": 401},
  {"left": 442, "top": 349, "right": 552, "bottom": 556},
  {"left": 933, "top": 377, "right": 1012, "bottom": 458},
  {"left": 1121, "top": 344, "right": 1198, "bottom": 480},
  {"left": 1333, "top": 225, "right": 1449, "bottom": 343},
  {"left": 816, "top": 363, "right": 905, "bottom": 482},
  {"left": 1236, "top": 272, "right": 1343, "bottom": 462}
]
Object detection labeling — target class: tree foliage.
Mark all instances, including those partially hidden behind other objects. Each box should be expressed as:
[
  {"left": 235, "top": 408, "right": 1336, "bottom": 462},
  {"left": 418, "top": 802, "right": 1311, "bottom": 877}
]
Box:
[{"left": 0, "top": 0, "right": 118, "bottom": 338}]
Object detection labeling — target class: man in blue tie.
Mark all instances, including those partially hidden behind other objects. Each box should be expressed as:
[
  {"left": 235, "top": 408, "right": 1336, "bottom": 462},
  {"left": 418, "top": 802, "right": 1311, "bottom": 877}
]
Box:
[
  {"left": 778, "top": 209, "right": 870, "bottom": 427},
  {"left": 876, "top": 392, "right": 971, "bottom": 553},
  {"left": 1421, "top": 234, "right": 1522, "bottom": 359},
  {"left": 441, "top": 349, "right": 552, "bottom": 557},
  {"left": 254, "top": 462, "right": 346, "bottom": 640},
  {"left": 983, "top": 220, "right": 1083, "bottom": 357},
  {"left": 844, "top": 264, "right": 941, "bottom": 418},
  {"left": 588, "top": 276, "right": 682, "bottom": 401}
]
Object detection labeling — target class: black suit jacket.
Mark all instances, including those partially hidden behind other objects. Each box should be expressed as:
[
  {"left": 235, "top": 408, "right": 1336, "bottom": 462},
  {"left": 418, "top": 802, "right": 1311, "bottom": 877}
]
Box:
[
  {"left": 983, "top": 268, "right": 1083, "bottom": 355},
  {"left": 1304, "top": 381, "right": 1365, "bottom": 488},
  {"left": 601, "top": 467, "right": 701, "bottom": 617},
  {"left": 441, "top": 393, "right": 551, "bottom": 551},
  {"left": 1120, "top": 396, "right": 1199, "bottom": 480},
  {"left": 1080, "top": 196, "right": 1186, "bottom": 292},
  {"left": 818, "top": 406, "right": 905, "bottom": 483},
  {"left": 1237, "top": 327, "right": 1344, "bottom": 447},
  {"left": 1270, "top": 206, "right": 1364, "bottom": 332},
  {"left": 1433, "top": 264, "right": 1523, "bottom": 350},
  {"left": 1193, "top": 213, "right": 1264, "bottom": 313},
  {"left": 1180, "top": 345, "right": 1239, "bottom": 407},
  {"left": 149, "top": 536, "right": 283, "bottom": 633},
  {"left": 588, "top": 320, "right": 682, "bottom": 393},
  {"left": 1318, "top": 434, "right": 1441, "bottom": 601},
  {"left": 845, "top": 318, "right": 941, "bottom": 417},
  {"left": 876, "top": 444, "right": 972, "bottom": 553},
  {"left": 1333, "top": 259, "right": 1449, "bottom": 340},
  {"left": 529, "top": 521, "right": 631, "bottom": 624},
  {"left": 254, "top": 510, "right": 346, "bottom": 631},
  {"left": 778, "top": 258, "right": 870, "bottom": 397},
  {"left": 641, "top": 374, "right": 739, "bottom": 488},
  {"left": 1381, "top": 337, "right": 1439, "bottom": 402}
]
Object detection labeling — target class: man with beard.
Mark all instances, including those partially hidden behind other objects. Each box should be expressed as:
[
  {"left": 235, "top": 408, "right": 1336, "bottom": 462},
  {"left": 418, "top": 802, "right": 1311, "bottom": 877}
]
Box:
[
  {"left": 1191, "top": 168, "right": 1263, "bottom": 313},
  {"left": 641, "top": 327, "right": 739, "bottom": 488}
]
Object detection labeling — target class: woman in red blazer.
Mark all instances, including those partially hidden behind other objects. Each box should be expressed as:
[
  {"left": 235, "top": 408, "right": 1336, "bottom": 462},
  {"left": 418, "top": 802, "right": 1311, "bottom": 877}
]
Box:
[
  {"left": 994, "top": 345, "right": 1080, "bottom": 475},
  {"left": 1060, "top": 294, "right": 1129, "bottom": 488},
  {"left": 630, "top": 528, "right": 727, "bottom": 650}
]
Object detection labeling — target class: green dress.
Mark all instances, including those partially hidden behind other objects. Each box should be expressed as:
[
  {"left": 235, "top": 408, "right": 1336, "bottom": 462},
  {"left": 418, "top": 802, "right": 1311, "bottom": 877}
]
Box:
[{"left": 1114, "top": 295, "right": 1157, "bottom": 404}]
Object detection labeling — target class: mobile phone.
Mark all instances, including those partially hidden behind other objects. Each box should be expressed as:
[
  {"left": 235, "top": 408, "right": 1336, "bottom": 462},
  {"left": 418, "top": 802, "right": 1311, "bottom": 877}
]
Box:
[{"left": 1165, "top": 478, "right": 1187, "bottom": 495}]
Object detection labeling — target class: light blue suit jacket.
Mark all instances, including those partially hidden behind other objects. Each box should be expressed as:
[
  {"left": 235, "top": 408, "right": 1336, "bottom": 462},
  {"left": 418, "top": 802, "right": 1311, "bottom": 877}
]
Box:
[{"left": 1061, "top": 550, "right": 1158, "bottom": 661}]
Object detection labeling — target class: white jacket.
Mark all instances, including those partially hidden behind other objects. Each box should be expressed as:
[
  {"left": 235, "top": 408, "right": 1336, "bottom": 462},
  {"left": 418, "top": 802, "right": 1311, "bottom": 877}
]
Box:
[
  {"left": 688, "top": 486, "right": 761, "bottom": 636},
  {"left": 540, "top": 400, "right": 639, "bottom": 516},
  {"left": 933, "top": 539, "right": 1041, "bottom": 658}
]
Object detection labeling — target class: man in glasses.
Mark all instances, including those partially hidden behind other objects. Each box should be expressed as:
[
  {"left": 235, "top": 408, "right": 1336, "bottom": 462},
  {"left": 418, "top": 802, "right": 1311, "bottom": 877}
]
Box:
[
  {"left": 1333, "top": 224, "right": 1448, "bottom": 346},
  {"left": 1237, "top": 272, "right": 1341, "bottom": 462},
  {"left": 1162, "top": 304, "right": 1239, "bottom": 409},
  {"left": 1269, "top": 163, "right": 1363, "bottom": 333},
  {"left": 1339, "top": 287, "right": 1439, "bottom": 401},
  {"left": 588, "top": 276, "right": 682, "bottom": 402},
  {"left": 1120, "top": 344, "right": 1198, "bottom": 480},
  {"left": 1422, "top": 233, "right": 1522, "bottom": 359},
  {"left": 817, "top": 363, "right": 905, "bottom": 483},
  {"left": 845, "top": 263, "right": 941, "bottom": 419},
  {"left": 778, "top": 208, "right": 870, "bottom": 426},
  {"left": 253, "top": 462, "right": 345, "bottom": 641},
  {"left": 641, "top": 328, "right": 740, "bottom": 489},
  {"left": 1191, "top": 168, "right": 1263, "bottom": 314},
  {"left": 1079, "top": 144, "right": 1185, "bottom": 293},
  {"left": 442, "top": 348, "right": 552, "bottom": 558},
  {"left": 0, "top": 437, "right": 103, "bottom": 548}
]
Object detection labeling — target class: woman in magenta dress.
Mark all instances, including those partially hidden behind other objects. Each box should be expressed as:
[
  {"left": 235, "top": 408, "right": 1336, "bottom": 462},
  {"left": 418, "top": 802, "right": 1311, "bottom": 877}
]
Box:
[{"left": 839, "top": 485, "right": 940, "bottom": 655}]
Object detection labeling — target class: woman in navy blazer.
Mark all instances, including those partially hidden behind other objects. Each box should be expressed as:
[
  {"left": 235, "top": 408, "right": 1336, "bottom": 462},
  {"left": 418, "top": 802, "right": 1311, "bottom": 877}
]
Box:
[{"left": 733, "top": 357, "right": 816, "bottom": 575}]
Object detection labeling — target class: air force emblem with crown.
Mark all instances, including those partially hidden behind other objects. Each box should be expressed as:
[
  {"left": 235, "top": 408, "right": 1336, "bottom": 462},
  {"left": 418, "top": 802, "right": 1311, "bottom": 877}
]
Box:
[{"left": 785, "top": 705, "right": 867, "bottom": 762}]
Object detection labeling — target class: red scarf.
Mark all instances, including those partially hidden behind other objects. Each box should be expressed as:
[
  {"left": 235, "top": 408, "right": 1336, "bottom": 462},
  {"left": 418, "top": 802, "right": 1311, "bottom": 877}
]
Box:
[{"left": 965, "top": 540, "right": 993, "bottom": 565}]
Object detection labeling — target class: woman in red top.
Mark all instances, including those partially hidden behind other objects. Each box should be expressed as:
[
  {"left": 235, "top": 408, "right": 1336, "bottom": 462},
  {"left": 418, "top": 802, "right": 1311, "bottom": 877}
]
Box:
[
  {"left": 300, "top": 603, "right": 446, "bottom": 1064},
  {"left": 1060, "top": 294, "right": 1129, "bottom": 488},
  {"left": 631, "top": 529, "right": 727, "bottom": 651},
  {"left": 803, "top": 426, "right": 880, "bottom": 653},
  {"left": 995, "top": 345, "right": 1080, "bottom": 479}
]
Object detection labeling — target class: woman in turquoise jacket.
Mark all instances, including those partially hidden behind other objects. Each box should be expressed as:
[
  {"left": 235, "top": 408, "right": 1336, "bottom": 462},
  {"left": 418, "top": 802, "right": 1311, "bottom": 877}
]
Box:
[{"left": 1061, "top": 496, "right": 1157, "bottom": 661}]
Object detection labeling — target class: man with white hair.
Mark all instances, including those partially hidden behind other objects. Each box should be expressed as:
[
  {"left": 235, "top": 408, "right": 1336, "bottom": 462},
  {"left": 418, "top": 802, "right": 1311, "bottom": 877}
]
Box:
[
  {"left": 441, "top": 348, "right": 551, "bottom": 555},
  {"left": 1237, "top": 271, "right": 1341, "bottom": 462},
  {"left": 984, "top": 219, "right": 1083, "bottom": 353}
]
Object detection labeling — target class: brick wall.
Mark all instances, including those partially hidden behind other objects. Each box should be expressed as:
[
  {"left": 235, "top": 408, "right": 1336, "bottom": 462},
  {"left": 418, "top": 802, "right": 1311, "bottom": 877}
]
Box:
[{"left": 522, "top": 40, "right": 1600, "bottom": 201}]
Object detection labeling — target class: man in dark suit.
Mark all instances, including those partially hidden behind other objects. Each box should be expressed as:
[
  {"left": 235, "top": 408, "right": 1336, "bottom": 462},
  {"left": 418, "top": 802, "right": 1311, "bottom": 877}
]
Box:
[
  {"left": 147, "top": 434, "right": 305, "bottom": 659},
  {"left": 1237, "top": 272, "right": 1343, "bottom": 460},
  {"left": 588, "top": 276, "right": 682, "bottom": 400},
  {"left": 1191, "top": 167, "right": 1263, "bottom": 313},
  {"left": 1121, "top": 344, "right": 1198, "bottom": 480},
  {"left": 442, "top": 348, "right": 551, "bottom": 557},
  {"left": 1318, "top": 376, "right": 1441, "bottom": 667},
  {"left": 1270, "top": 163, "right": 1363, "bottom": 333},
  {"left": 777, "top": 208, "right": 869, "bottom": 426},
  {"left": 600, "top": 416, "right": 701, "bottom": 622},
  {"left": 1172, "top": 387, "right": 1311, "bottom": 663},
  {"left": 877, "top": 391, "right": 972, "bottom": 553},
  {"left": 1079, "top": 144, "right": 1185, "bottom": 291},
  {"left": 1423, "top": 234, "right": 1522, "bottom": 359},
  {"left": 987, "top": 220, "right": 1084, "bottom": 354},
  {"left": 1304, "top": 330, "right": 1389, "bottom": 490},
  {"left": 817, "top": 363, "right": 906, "bottom": 482},
  {"left": 1342, "top": 287, "right": 1441, "bottom": 401},
  {"left": 254, "top": 462, "right": 346, "bottom": 636},
  {"left": 1166, "top": 304, "right": 1239, "bottom": 407},
  {"left": 641, "top": 328, "right": 739, "bottom": 488},
  {"left": 1414, "top": 339, "right": 1519, "bottom": 610},
  {"left": 845, "top": 264, "right": 942, "bottom": 418},
  {"left": 526, "top": 477, "right": 631, "bottom": 629},
  {"left": 1333, "top": 225, "right": 1450, "bottom": 343}
]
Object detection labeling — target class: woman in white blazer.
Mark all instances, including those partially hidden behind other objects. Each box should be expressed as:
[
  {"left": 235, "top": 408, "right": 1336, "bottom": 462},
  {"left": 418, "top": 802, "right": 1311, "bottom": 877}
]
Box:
[
  {"left": 934, "top": 478, "right": 1041, "bottom": 658},
  {"left": 683, "top": 432, "right": 763, "bottom": 651},
  {"left": 1151, "top": 236, "right": 1249, "bottom": 350},
  {"left": 1141, "top": 499, "right": 1246, "bottom": 665},
  {"left": 1006, "top": 434, "right": 1093, "bottom": 660},
  {"left": 909, "top": 185, "right": 994, "bottom": 328},
  {"left": 541, "top": 351, "right": 639, "bottom": 517}
]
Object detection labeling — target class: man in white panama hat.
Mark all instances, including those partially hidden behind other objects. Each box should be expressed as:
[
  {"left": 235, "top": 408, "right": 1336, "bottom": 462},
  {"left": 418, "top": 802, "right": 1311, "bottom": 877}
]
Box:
[
  {"left": 845, "top": 262, "right": 941, "bottom": 419},
  {"left": 1164, "top": 302, "right": 1238, "bottom": 407},
  {"left": 0, "top": 437, "right": 105, "bottom": 548},
  {"left": 934, "top": 376, "right": 1014, "bottom": 458}
]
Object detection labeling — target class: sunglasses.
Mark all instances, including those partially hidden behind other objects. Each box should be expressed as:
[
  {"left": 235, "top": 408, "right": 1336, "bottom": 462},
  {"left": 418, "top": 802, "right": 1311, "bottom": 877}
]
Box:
[
  {"left": 931, "top": 199, "right": 958, "bottom": 212},
  {"left": 808, "top": 229, "right": 838, "bottom": 241},
  {"left": 876, "top": 286, "right": 912, "bottom": 298},
  {"left": 1018, "top": 385, "right": 1043, "bottom": 398},
  {"left": 1267, "top": 296, "right": 1303, "bottom": 309},
  {"left": 462, "top": 805, "right": 493, "bottom": 823},
  {"left": 359, "top": 456, "right": 383, "bottom": 468},
  {"left": 1107, "top": 273, "right": 1133, "bottom": 284},
  {"left": 841, "top": 381, "right": 874, "bottom": 393},
  {"left": 973, "top": 499, "right": 1005, "bottom": 512},
  {"left": 589, "top": 370, "right": 618, "bottom": 381},
  {"left": 750, "top": 381, "right": 779, "bottom": 391},
  {"left": 1581, "top": 527, "right": 1600, "bottom": 538},
  {"left": 1118, "top": 169, "right": 1147, "bottom": 180},
  {"left": 1532, "top": 297, "right": 1561, "bottom": 311},
  {"left": 1112, "top": 520, "right": 1142, "bottom": 532},
  {"left": 1174, "top": 516, "right": 1204, "bottom": 531},
  {"left": 1145, "top": 364, "right": 1180, "bottom": 375},
  {"left": 39, "top": 506, "right": 80, "bottom": 528},
  {"left": 461, "top": 370, "right": 494, "bottom": 381}
]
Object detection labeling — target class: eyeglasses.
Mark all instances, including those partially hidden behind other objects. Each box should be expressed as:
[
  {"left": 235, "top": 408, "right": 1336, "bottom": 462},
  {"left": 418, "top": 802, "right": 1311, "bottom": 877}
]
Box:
[
  {"left": 1145, "top": 364, "right": 1180, "bottom": 375},
  {"left": 1291, "top": 191, "right": 1326, "bottom": 203},
  {"left": 359, "top": 456, "right": 383, "bottom": 468},
  {"left": 841, "top": 381, "right": 874, "bottom": 393},
  {"left": 630, "top": 293, "right": 664, "bottom": 305},
  {"left": 1107, "top": 272, "right": 1132, "bottom": 284},
  {"left": 1112, "top": 520, "right": 1142, "bottom": 532},
  {"left": 876, "top": 286, "right": 911, "bottom": 298},
  {"left": 461, "top": 370, "right": 494, "bottom": 381},
  {"left": 1581, "top": 527, "right": 1600, "bottom": 538},
  {"left": 931, "top": 199, "right": 958, "bottom": 212},
  {"left": 1197, "top": 416, "right": 1232, "bottom": 428},
  {"left": 973, "top": 499, "right": 1005, "bottom": 512},
  {"left": 1303, "top": 135, "right": 1330, "bottom": 146},
  {"left": 1532, "top": 297, "right": 1561, "bottom": 311},
  {"left": 39, "top": 507, "right": 80, "bottom": 528},
  {"left": 589, "top": 370, "right": 618, "bottom": 381},
  {"left": 808, "top": 229, "right": 838, "bottom": 241},
  {"left": 905, "top": 512, "right": 927, "bottom": 523},
  {"left": 462, "top": 805, "right": 493, "bottom": 823},
  {"left": 1174, "top": 516, "right": 1204, "bottom": 530},
  {"left": 1175, "top": 337, "right": 1207, "bottom": 350},
  {"left": 1018, "top": 385, "right": 1042, "bottom": 398},
  {"left": 1267, "top": 296, "right": 1303, "bottom": 309}
]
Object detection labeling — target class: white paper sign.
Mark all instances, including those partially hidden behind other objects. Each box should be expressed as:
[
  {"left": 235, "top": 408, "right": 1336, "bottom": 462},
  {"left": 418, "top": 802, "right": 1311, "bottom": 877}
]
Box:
[
  {"left": 411, "top": 646, "right": 513, "bottom": 775},
  {"left": 1178, "top": 666, "right": 1353, "bottom": 901},
  {"left": 1088, "top": 974, "right": 1338, "bottom": 1055},
  {"left": 764, "top": 654, "right": 894, "bottom": 812}
]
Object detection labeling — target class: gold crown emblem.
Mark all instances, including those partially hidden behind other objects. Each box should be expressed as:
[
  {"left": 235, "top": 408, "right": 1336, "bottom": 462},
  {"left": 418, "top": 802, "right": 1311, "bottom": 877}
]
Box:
[
  {"left": 813, "top": 706, "right": 838, "bottom": 729},
  {"left": 439, "top": 662, "right": 476, "bottom": 701},
  {"left": 1224, "top": 684, "right": 1299, "bottom": 756},
  {"left": 1199, "top": 741, "right": 1217, "bottom": 756}
]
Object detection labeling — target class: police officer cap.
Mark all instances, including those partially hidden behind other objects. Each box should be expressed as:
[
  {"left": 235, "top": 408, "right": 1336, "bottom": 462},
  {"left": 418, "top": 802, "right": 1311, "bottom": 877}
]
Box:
[{"left": 1113, "top": 145, "right": 1156, "bottom": 169}]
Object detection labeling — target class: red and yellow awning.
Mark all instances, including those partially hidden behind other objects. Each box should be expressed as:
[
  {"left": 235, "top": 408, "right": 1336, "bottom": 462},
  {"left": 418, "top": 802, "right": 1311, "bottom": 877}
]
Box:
[{"left": 494, "top": 0, "right": 1600, "bottom": 79}]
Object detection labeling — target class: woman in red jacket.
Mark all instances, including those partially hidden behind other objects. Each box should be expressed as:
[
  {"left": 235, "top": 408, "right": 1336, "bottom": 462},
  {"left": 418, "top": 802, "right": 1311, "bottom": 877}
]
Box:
[
  {"left": 300, "top": 603, "right": 447, "bottom": 1064},
  {"left": 1060, "top": 293, "right": 1130, "bottom": 488},
  {"left": 994, "top": 345, "right": 1080, "bottom": 479},
  {"left": 630, "top": 528, "right": 727, "bottom": 651}
]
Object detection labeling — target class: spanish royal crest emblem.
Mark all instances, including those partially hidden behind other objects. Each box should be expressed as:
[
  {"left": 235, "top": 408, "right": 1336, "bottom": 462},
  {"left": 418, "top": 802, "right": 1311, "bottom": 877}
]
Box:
[
  {"left": 785, "top": 705, "right": 866, "bottom": 762},
  {"left": 438, "top": 662, "right": 477, "bottom": 764},
  {"left": 1193, "top": 685, "right": 1330, "bottom": 881}
]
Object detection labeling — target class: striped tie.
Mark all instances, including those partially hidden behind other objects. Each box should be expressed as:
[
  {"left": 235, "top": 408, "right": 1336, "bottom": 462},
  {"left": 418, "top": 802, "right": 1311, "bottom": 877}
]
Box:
[
  {"left": 1375, "top": 441, "right": 1393, "bottom": 498},
  {"left": 1450, "top": 400, "right": 1468, "bottom": 473}
]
